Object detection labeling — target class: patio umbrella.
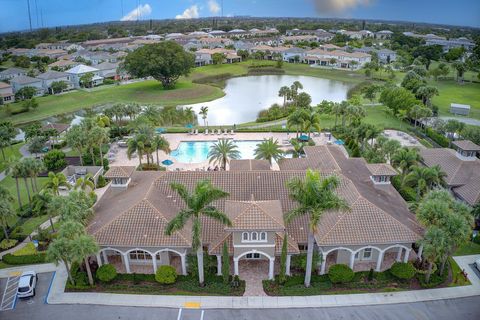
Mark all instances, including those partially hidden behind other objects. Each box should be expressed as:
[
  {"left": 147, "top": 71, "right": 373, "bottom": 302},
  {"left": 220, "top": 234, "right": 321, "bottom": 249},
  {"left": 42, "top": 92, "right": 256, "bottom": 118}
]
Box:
[
  {"left": 185, "top": 123, "right": 194, "bottom": 129},
  {"left": 156, "top": 128, "right": 166, "bottom": 134},
  {"left": 298, "top": 135, "right": 309, "bottom": 142},
  {"left": 162, "top": 159, "right": 174, "bottom": 166}
]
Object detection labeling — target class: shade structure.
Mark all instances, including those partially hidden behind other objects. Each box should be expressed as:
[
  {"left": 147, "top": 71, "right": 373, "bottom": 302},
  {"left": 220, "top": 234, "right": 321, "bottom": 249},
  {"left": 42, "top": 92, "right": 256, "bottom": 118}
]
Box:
[
  {"left": 156, "top": 128, "right": 166, "bottom": 134},
  {"left": 298, "top": 135, "right": 309, "bottom": 141},
  {"left": 185, "top": 123, "right": 194, "bottom": 129},
  {"left": 162, "top": 159, "right": 174, "bottom": 166}
]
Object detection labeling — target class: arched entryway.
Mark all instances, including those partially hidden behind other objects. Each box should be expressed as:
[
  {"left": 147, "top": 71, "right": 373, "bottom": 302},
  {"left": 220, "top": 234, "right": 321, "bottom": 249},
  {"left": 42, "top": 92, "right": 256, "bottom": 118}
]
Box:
[{"left": 234, "top": 250, "right": 274, "bottom": 296}]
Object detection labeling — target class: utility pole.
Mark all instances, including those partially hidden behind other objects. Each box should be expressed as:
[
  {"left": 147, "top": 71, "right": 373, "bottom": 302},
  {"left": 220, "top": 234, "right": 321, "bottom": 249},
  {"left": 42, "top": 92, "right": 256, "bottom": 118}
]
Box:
[
  {"left": 27, "top": 0, "right": 32, "bottom": 31},
  {"left": 221, "top": 0, "right": 224, "bottom": 17},
  {"left": 34, "top": 0, "right": 39, "bottom": 28}
]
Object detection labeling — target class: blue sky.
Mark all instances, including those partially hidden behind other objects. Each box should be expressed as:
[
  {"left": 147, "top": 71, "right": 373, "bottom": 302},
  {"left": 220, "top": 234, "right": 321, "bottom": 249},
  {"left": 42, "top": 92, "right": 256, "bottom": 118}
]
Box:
[{"left": 0, "top": 0, "right": 479, "bottom": 33}]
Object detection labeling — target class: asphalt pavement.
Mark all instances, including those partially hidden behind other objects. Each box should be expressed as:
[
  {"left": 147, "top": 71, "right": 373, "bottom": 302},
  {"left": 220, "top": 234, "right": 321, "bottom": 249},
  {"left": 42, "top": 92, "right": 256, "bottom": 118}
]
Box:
[{"left": 1, "top": 272, "right": 479, "bottom": 320}]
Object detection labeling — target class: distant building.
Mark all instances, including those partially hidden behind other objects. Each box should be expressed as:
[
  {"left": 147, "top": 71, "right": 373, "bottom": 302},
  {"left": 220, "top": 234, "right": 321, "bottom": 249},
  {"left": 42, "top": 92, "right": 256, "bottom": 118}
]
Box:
[
  {"left": 450, "top": 103, "right": 470, "bottom": 116},
  {"left": 0, "top": 82, "right": 15, "bottom": 104},
  {"left": 65, "top": 64, "right": 103, "bottom": 88},
  {"left": 10, "top": 75, "right": 44, "bottom": 95},
  {"left": 375, "top": 30, "right": 394, "bottom": 40},
  {"left": 425, "top": 37, "right": 475, "bottom": 52},
  {"left": 36, "top": 71, "right": 73, "bottom": 94},
  {"left": 0, "top": 67, "right": 27, "bottom": 81},
  {"left": 304, "top": 49, "right": 371, "bottom": 70}
]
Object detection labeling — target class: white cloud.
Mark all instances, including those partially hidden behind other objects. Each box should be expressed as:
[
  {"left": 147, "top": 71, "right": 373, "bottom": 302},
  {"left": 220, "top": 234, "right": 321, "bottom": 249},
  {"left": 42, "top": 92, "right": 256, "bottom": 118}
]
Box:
[
  {"left": 312, "top": 0, "right": 373, "bottom": 13},
  {"left": 208, "top": 0, "right": 220, "bottom": 14},
  {"left": 121, "top": 3, "right": 152, "bottom": 21},
  {"left": 175, "top": 5, "right": 200, "bottom": 19}
]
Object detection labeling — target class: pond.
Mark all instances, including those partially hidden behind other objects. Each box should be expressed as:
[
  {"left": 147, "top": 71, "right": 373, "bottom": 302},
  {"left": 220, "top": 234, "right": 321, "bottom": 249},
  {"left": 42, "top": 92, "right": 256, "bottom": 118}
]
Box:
[{"left": 185, "top": 75, "right": 354, "bottom": 126}]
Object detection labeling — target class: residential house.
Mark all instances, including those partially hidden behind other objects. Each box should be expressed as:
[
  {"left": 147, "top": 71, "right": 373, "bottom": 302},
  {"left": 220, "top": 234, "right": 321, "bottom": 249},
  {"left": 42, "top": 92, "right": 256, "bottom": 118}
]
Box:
[
  {"left": 65, "top": 64, "right": 103, "bottom": 88},
  {"left": 304, "top": 49, "right": 371, "bottom": 69},
  {"left": 90, "top": 145, "right": 422, "bottom": 279},
  {"left": 48, "top": 59, "right": 80, "bottom": 71},
  {"left": 281, "top": 35, "right": 319, "bottom": 44},
  {"left": 375, "top": 30, "right": 394, "bottom": 40},
  {"left": 96, "top": 62, "right": 120, "bottom": 79},
  {"left": 10, "top": 75, "right": 44, "bottom": 95},
  {"left": 36, "top": 70, "right": 73, "bottom": 94},
  {"left": 0, "top": 67, "right": 27, "bottom": 81},
  {"left": 420, "top": 140, "right": 480, "bottom": 206},
  {"left": 198, "top": 37, "right": 234, "bottom": 48},
  {"left": 354, "top": 47, "right": 397, "bottom": 63},
  {"left": 282, "top": 47, "right": 306, "bottom": 63},
  {"left": 209, "top": 30, "right": 227, "bottom": 38},
  {"left": 285, "top": 29, "right": 334, "bottom": 41},
  {"left": 425, "top": 37, "right": 475, "bottom": 52},
  {"left": 340, "top": 30, "right": 374, "bottom": 39},
  {"left": 194, "top": 48, "right": 241, "bottom": 66},
  {"left": 0, "top": 82, "right": 15, "bottom": 104}
]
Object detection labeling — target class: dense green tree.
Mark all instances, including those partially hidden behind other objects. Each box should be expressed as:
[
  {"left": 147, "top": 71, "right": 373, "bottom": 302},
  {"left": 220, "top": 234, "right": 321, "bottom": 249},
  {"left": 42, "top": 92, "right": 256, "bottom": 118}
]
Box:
[
  {"left": 50, "top": 81, "right": 68, "bottom": 94},
  {"left": 211, "top": 53, "right": 224, "bottom": 65},
  {"left": 0, "top": 122, "right": 17, "bottom": 160},
  {"left": 15, "top": 87, "right": 37, "bottom": 100},
  {"left": 0, "top": 186, "right": 15, "bottom": 239},
  {"left": 412, "top": 45, "right": 443, "bottom": 70},
  {"left": 122, "top": 41, "right": 195, "bottom": 89},
  {"left": 379, "top": 86, "right": 417, "bottom": 116},
  {"left": 45, "top": 172, "right": 70, "bottom": 196},
  {"left": 222, "top": 241, "right": 230, "bottom": 284},
  {"left": 79, "top": 72, "right": 94, "bottom": 88},
  {"left": 452, "top": 61, "right": 467, "bottom": 82}
]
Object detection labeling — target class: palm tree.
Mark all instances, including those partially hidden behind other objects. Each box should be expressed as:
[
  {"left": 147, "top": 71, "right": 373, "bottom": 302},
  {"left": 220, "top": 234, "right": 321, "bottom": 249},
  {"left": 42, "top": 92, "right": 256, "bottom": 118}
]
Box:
[
  {"left": 23, "top": 157, "right": 45, "bottom": 193},
  {"left": 7, "top": 162, "right": 24, "bottom": 207},
  {"left": 18, "top": 159, "right": 33, "bottom": 205},
  {"left": 416, "top": 85, "right": 439, "bottom": 107},
  {"left": 32, "top": 190, "right": 56, "bottom": 232},
  {"left": 365, "top": 125, "right": 382, "bottom": 147},
  {"left": 404, "top": 166, "right": 438, "bottom": 200},
  {"left": 288, "top": 109, "right": 308, "bottom": 138},
  {"left": 391, "top": 148, "right": 420, "bottom": 175},
  {"left": 74, "top": 234, "right": 99, "bottom": 286},
  {"left": 66, "top": 125, "right": 88, "bottom": 166},
  {"left": 47, "top": 236, "right": 77, "bottom": 285},
  {"left": 419, "top": 226, "right": 448, "bottom": 283},
  {"left": 285, "top": 170, "right": 349, "bottom": 287},
  {"left": 152, "top": 135, "right": 171, "bottom": 166},
  {"left": 302, "top": 112, "right": 321, "bottom": 138},
  {"left": 287, "top": 139, "right": 305, "bottom": 158},
  {"left": 45, "top": 172, "right": 70, "bottom": 196},
  {"left": 208, "top": 139, "right": 241, "bottom": 170},
  {"left": 165, "top": 180, "right": 231, "bottom": 286},
  {"left": 199, "top": 106, "right": 208, "bottom": 127},
  {"left": 127, "top": 134, "right": 146, "bottom": 167},
  {"left": 91, "top": 126, "right": 110, "bottom": 168},
  {"left": 254, "top": 138, "right": 285, "bottom": 166},
  {"left": 330, "top": 102, "right": 343, "bottom": 128},
  {"left": 0, "top": 186, "right": 15, "bottom": 239},
  {"left": 124, "top": 103, "right": 141, "bottom": 120},
  {"left": 452, "top": 61, "right": 467, "bottom": 83},
  {"left": 74, "top": 173, "right": 95, "bottom": 192},
  {"left": 278, "top": 86, "right": 290, "bottom": 108}
]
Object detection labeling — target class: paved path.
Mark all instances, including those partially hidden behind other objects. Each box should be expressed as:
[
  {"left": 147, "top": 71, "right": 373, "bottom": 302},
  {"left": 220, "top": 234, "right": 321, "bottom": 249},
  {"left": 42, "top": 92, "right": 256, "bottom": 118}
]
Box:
[{"left": 440, "top": 116, "right": 480, "bottom": 127}]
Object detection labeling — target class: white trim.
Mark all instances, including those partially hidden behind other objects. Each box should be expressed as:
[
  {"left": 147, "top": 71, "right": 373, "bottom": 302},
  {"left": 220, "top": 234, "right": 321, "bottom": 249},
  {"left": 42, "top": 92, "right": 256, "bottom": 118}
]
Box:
[
  {"left": 235, "top": 249, "right": 273, "bottom": 260},
  {"left": 233, "top": 244, "right": 275, "bottom": 248}
]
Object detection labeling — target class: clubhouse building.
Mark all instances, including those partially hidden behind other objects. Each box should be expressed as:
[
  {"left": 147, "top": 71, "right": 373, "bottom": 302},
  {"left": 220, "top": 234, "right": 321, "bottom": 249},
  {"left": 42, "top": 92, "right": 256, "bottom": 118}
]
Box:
[{"left": 88, "top": 145, "right": 423, "bottom": 279}]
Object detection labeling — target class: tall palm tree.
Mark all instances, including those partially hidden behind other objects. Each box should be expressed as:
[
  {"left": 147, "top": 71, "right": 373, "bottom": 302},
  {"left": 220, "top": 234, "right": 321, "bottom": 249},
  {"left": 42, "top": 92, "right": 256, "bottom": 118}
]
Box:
[
  {"left": 33, "top": 190, "right": 56, "bottom": 232},
  {"left": 302, "top": 112, "right": 321, "bottom": 138},
  {"left": 254, "top": 138, "right": 285, "bottom": 166},
  {"left": 74, "top": 173, "right": 95, "bottom": 192},
  {"left": 165, "top": 180, "right": 231, "bottom": 286},
  {"left": 391, "top": 148, "right": 420, "bottom": 175},
  {"left": 208, "top": 139, "right": 241, "bottom": 170},
  {"left": 418, "top": 226, "right": 448, "bottom": 283},
  {"left": 285, "top": 170, "right": 349, "bottom": 287},
  {"left": 23, "top": 157, "right": 45, "bottom": 193},
  {"left": 416, "top": 85, "right": 439, "bottom": 107},
  {"left": 45, "top": 172, "right": 70, "bottom": 196},
  {"left": 152, "top": 135, "right": 171, "bottom": 166},
  {"left": 0, "top": 186, "right": 15, "bottom": 240},
  {"left": 127, "top": 134, "right": 146, "bottom": 167},
  {"left": 91, "top": 126, "right": 110, "bottom": 168},
  {"left": 404, "top": 166, "right": 438, "bottom": 200},
  {"left": 18, "top": 160, "right": 33, "bottom": 205},
  {"left": 7, "top": 162, "right": 24, "bottom": 207},
  {"left": 278, "top": 86, "right": 290, "bottom": 108},
  {"left": 124, "top": 103, "right": 141, "bottom": 120},
  {"left": 199, "top": 106, "right": 208, "bottom": 127},
  {"left": 66, "top": 125, "right": 88, "bottom": 166},
  {"left": 287, "top": 139, "right": 305, "bottom": 158},
  {"left": 74, "top": 234, "right": 99, "bottom": 286},
  {"left": 287, "top": 109, "right": 308, "bottom": 138},
  {"left": 330, "top": 102, "right": 343, "bottom": 128}
]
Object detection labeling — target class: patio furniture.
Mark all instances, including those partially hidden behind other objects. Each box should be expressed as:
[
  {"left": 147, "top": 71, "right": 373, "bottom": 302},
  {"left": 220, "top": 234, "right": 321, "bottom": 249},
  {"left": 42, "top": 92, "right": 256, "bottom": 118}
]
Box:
[
  {"left": 210, "top": 130, "right": 215, "bottom": 135},
  {"left": 217, "top": 129, "right": 222, "bottom": 135},
  {"left": 194, "top": 129, "right": 198, "bottom": 135},
  {"left": 205, "top": 129, "right": 209, "bottom": 135},
  {"left": 230, "top": 130, "right": 235, "bottom": 135},
  {"left": 224, "top": 129, "right": 228, "bottom": 135}
]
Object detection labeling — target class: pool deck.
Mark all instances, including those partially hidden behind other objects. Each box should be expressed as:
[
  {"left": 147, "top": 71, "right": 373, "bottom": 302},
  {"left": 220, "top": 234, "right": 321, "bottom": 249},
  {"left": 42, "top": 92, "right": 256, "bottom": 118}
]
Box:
[{"left": 109, "top": 132, "right": 339, "bottom": 171}]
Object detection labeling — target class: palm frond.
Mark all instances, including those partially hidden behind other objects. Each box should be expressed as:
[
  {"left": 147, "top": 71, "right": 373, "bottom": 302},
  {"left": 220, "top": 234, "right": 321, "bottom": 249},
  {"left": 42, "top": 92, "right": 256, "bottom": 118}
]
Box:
[
  {"left": 165, "top": 209, "right": 192, "bottom": 235},
  {"left": 203, "top": 206, "right": 232, "bottom": 227}
]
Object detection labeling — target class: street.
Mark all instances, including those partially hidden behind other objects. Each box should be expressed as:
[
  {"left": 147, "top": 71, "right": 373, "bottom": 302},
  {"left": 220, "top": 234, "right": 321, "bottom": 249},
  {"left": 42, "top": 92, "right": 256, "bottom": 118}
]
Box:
[{"left": 1, "top": 272, "right": 479, "bottom": 320}]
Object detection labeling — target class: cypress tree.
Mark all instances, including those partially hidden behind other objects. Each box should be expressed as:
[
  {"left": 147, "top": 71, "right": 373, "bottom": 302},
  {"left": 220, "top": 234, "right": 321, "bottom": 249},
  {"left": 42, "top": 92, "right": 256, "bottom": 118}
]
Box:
[
  {"left": 222, "top": 241, "right": 230, "bottom": 284},
  {"left": 279, "top": 234, "right": 288, "bottom": 284}
]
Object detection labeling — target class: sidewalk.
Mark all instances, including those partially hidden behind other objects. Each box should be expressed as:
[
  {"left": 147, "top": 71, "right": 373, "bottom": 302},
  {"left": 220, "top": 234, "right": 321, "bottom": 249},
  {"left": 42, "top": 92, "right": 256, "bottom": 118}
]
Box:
[
  {"left": 44, "top": 255, "right": 480, "bottom": 309},
  {"left": 0, "top": 263, "right": 57, "bottom": 278}
]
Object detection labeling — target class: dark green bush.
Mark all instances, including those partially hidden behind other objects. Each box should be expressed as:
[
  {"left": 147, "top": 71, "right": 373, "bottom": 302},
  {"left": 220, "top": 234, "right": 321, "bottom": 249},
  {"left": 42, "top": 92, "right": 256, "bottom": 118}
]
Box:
[
  {"left": 391, "top": 175, "right": 417, "bottom": 202},
  {"left": 2, "top": 252, "right": 46, "bottom": 264},
  {"left": 155, "top": 265, "right": 177, "bottom": 284},
  {"left": 43, "top": 149, "right": 67, "bottom": 171},
  {"left": 328, "top": 264, "right": 354, "bottom": 284},
  {"left": 96, "top": 264, "right": 117, "bottom": 283},
  {"left": 96, "top": 175, "right": 107, "bottom": 188},
  {"left": 291, "top": 251, "right": 320, "bottom": 272},
  {"left": 426, "top": 128, "right": 449, "bottom": 147},
  {"left": 390, "top": 262, "right": 416, "bottom": 280}
]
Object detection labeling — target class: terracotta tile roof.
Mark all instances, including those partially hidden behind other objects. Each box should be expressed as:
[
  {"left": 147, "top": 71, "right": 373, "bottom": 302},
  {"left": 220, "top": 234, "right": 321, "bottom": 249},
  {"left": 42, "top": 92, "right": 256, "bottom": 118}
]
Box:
[
  {"left": 41, "top": 123, "right": 70, "bottom": 133},
  {"left": 452, "top": 140, "right": 480, "bottom": 151},
  {"left": 208, "top": 232, "right": 233, "bottom": 255},
  {"left": 104, "top": 166, "right": 136, "bottom": 178},
  {"left": 90, "top": 199, "right": 191, "bottom": 247},
  {"left": 229, "top": 159, "right": 271, "bottom": 171},
  {"left": 366, "top": 163, "right": 398, "bottom": 176},
  {"left": 225, "top": 200, "right": 285, "bottom": 230},
  {"left": 278, "top": 145, "right": 340, "bottom": 171},
  {"left": 275, "top": 232, "right": 300, "bottom": 255}
]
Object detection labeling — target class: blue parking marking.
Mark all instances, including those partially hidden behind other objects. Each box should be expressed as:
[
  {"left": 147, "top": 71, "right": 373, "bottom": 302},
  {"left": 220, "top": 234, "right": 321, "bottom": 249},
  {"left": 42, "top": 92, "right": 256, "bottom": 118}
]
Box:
[{"left": 44, "top": 271, "right": 56, "bottom": 304}]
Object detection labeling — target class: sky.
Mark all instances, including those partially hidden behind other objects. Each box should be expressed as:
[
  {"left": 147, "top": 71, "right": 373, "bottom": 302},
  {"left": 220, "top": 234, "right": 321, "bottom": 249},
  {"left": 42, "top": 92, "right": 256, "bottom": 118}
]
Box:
[{"left": 0, "top": 0, "right": 479, "bottom": 33}]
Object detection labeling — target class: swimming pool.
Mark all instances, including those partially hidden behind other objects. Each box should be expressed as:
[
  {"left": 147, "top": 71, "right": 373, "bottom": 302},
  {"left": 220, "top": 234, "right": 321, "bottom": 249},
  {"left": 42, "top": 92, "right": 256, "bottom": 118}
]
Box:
[{"left": 170, "top": 140, "right": 263, "bottom": 164}]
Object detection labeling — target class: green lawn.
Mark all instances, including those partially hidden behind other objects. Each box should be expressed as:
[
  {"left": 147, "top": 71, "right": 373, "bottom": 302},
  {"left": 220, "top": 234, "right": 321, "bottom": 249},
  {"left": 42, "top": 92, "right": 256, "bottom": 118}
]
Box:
[
  {"left": 0, "top": 175, "right": 48, "bottom": 219},
  {"left": 454, "top": 241, "right": 480, "bottom": 256},
  {"left": 3, "top": 80, "right": 224, "bottom": 125},
  {"left": 0, "top": 142, "right": 24, "bottom": 172},
  {"left": 448, "top": 257, "right": 471, "bottom": 287},
  {"left": 430, "top": 80, "right": 480, "bottom": 119}
]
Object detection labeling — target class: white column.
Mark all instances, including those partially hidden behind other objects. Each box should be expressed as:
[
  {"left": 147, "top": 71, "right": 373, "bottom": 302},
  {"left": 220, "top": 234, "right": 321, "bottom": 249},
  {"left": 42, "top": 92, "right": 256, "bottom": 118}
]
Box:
[
  {"left": 216, "top": 255, "right": 222, "bottom": 276},
  {"left": 396, "top": 247, "right": 403, "bottom": 261},
  {"left": 123, "top": 253, "right": 131, "bottom": 274},
  {"left": 403, "top": 249, "right": 411, "bottom": 263},
  {"left": 234, "top": 258, "right": 239, "bottom": 276},
  {"left": 320, "top": 253, "right": 327, "bottom": 275},
  {"left": 180, "top": 254, "right": 187, "bottom": 276},
  {"left": 418, "top": 245, "right": 424, "bottom": 261},
  {"left": 96, "top": 253, "right": 102, "bottom": 267},
  {"left": 268, "top": 257, "right": 275, "bottom": 280},
  {"left": 152, "top": 254, "right": 157, "bottom": 273},
  {"left": 286, "top": 255, "right": 291, "bottom": 276},
  {"left": 349, "top": 251, "right": 355, "bottom": 270},
  {"left": 376, "top": 251, "right": 384, "bottom": 272},
  {"left": 102, "top": 250, "right": 108, "bottom": 264}
]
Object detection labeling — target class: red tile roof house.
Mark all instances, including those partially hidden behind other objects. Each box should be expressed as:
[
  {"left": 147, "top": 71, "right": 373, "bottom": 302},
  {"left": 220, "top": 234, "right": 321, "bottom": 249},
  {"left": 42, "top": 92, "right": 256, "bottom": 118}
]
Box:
[
  {"left": 89, "top": 146, "right": 422, "bottom": 280},
  {"left": 0, "top": 82, "right": 15, "bottom": 104}
]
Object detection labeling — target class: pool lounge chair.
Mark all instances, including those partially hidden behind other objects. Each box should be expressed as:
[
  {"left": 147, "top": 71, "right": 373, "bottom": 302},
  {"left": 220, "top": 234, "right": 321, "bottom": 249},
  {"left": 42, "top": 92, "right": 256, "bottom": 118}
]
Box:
[
  {"left": 217, "top": 129, "right": 222, "bottom": 135},
  {"left": 230, "top": 129, "right": 235, "bottom": 135},
  {"left": 195, "top": 129, "right": 198, "bottom": 135},
  {"left": 224, "top": 129, "right": 228, "bottom": 135},
  {"left": 204, "top": 129, "right": 209, "bottom": 135},
  {"left": 210, "top": 130, "right": 215, "bottom": 135}
]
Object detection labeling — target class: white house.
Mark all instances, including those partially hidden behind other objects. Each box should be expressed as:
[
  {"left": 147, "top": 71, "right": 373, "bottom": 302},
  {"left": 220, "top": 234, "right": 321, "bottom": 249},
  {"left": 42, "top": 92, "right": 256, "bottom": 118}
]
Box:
[
  {"left": 65, "top": 64, "right": 103, "bottom": 88},
  {"left": 10, "top": 75, "right": 44, "bottom": 95},
  {"left": 0, "top": 82, "right": 15, "bottom": 104},
  {"left": 0, "top": 68, "right": 27, "bottom": 81},
  {"left": 36, "top": 71, "right": 73, "bottom": 94},
  {"left": 96, "top": 62, "right": 120, "bottom": 79},
  {"left": 304, "top": 49, "right": 371, "bottom": 70},
  {"left": 282, "top": 47, "right": 306, "bottom": 63}
]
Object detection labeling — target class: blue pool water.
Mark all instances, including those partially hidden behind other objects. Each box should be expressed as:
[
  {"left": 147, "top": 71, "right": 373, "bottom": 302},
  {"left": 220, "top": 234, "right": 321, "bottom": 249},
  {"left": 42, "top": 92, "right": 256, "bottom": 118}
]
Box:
[{"left": 171, "top": 140, "right": 263, "bottom": 164}]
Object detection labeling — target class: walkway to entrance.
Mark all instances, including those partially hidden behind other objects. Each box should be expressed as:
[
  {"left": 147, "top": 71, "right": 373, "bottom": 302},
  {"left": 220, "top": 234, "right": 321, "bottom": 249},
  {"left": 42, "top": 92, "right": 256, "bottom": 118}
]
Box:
[{"left": 239, "top": 260, "right": 269, "bottom": 296}]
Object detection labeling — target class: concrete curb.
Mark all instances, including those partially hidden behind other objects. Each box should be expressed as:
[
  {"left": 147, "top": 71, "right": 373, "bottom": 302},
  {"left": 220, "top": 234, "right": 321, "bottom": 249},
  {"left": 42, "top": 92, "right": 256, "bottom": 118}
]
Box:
[{"left": 44, "top": 255, "right": 480, "bottom": 309}]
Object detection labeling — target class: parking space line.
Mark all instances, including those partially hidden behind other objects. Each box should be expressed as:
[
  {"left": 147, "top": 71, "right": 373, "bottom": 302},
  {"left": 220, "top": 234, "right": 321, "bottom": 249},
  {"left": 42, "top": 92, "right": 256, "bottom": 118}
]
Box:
[
  {"left": 0, "top": 276, "right": 19, "bottom": 311},
  {"left": 177, "top": 308, "right": 182, "bottom": 320},
  {"left": 44, "top": 271, "right": 56, "bottom": 304},
  {"left": 200, "top": 310, "right": 205, "bottom": 320}
]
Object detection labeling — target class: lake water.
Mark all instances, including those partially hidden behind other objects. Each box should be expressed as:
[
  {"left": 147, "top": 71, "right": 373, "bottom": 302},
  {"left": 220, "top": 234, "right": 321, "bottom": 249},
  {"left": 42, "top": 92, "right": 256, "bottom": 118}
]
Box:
[{"left": 185, "top": 75, "right": 354, "bottom": 125}]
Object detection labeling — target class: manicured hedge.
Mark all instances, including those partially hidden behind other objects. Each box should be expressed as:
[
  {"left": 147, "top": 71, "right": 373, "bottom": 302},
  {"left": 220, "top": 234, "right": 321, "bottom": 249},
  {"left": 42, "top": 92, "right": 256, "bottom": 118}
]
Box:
[
  {"left": 426, "top": 128, "right": 449, "bottom": 148},
  {"left": 328, "top": 264, "right": 354, "bottom": 284},
  {"left": 390, "top": 262, "right": 416, "bottom": 280},
  {"left": 2, "top": 252, "right": 46, "bottom": 265},
  {"left": 96, "top": 264, "right": 117, "bottom": 283},
  {"left": 155, "top": 265, "right": 177, "bottom": 284}
]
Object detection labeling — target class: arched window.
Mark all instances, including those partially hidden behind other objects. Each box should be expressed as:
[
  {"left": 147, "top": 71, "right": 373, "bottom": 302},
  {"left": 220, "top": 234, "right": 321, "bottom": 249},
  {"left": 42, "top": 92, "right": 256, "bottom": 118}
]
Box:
[
  {"left": 251, "top": 232, "right": 258, "bottom": 241},
  {"left": 242, "top": 232, "right": 249, "bottom": 242},
  {"left": 260, "top": 232, "right": 267, "bottom": 241}
]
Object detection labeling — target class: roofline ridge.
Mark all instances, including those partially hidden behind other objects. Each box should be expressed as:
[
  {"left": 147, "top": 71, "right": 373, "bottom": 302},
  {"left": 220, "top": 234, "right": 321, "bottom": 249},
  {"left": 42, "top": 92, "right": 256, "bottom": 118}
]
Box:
[{"left": 316, "top": 198, "right": 359, "bottom": 243}]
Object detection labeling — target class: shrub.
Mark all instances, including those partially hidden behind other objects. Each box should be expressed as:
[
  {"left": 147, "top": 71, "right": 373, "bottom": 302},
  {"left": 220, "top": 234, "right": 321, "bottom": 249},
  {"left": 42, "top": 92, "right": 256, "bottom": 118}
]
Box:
[
  {"left": 96, "top": 175, "right": 107, "bottom": 188},
  {"left": 291, "top": 251, "right": 320, "bottom": 272},
  {"left": 155, "top": 265, "right": 177, "bottom": 284},
  {"left": 0, "top": 239, "right": 18, "bottom": 250},
  {"left": 2, "top": 252, "right": 46, "bottom": 264},
  {"left": 390, "top": 262, "right": 416, "bottom": 280},
  {"left": 426, "top": 128, "right": 449, "bottom": 147},
  {"left": 96, "top": 264, "right": 117, "bottom": 283},
  {"left": 13, "top": 242, "right": 37, "bottom": 256},
  {"left": 43, "top": 149, "right": 67, "bottom": 171},
  {"left": 328, "top": 264, "right": 354, "bottom": 284}
]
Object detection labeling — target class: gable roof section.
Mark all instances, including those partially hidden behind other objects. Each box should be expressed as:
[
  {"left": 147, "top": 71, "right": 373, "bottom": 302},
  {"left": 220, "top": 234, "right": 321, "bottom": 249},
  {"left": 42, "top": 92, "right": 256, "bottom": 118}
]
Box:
[
  {"left": 230, "top": 159, "right": 270, "bottom": 171},
  {"left": 366, "top": 163, "right": 398, "bottom": 176},
  {"left": 225, "top": 200, "right": 285, "bottom": 230},
  {"left": 10, "top": 75, "right": 41, "bottom": 85},
  {"left": 452, "top": 140, "right": 480, "bottom": 151},
  {"left": 278, "top": 145, "right": 340, "bottom": 171},
  {"left": 66, "top": 64, "right": 99, "bottom": 74},
  {"left": 104, "top": 166, "right": 135, "bottom": 179}
]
